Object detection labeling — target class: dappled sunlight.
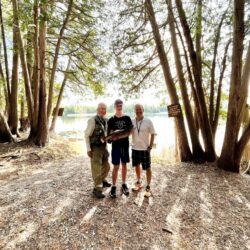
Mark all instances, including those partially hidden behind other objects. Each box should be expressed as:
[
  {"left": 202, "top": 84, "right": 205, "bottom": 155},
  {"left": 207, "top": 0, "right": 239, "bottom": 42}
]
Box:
[
  {"left": 0, "top": 156, "right": 249, "bottom": 249},
  {"left": 5, "top": 222, "right": 38, "bottom": 249}
]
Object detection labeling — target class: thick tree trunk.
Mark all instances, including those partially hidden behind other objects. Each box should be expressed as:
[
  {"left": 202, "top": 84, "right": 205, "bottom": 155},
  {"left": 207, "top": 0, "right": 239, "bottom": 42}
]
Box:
[
  {"left": 8, "top": 4, "right": 19, "bottom": 136},
  {"left": 146, "top": 0, "right": 192, "bottom": 162},
  {"left": 0, "top": 0, "right": 10, "bottom": 104},
  {"left": 31, "top": 0, "right": 40, "bottom": 135},
  {"left": 236, "top": 42, "right": 250, "bottom": 131},
  {"left": 34, "top": 0, "right": 48, "bottom": 147},
  {"left": 175, "top": 0, "right": 216, "bottom": 161},
  {"left": 235, "top": 121, "right": 250, "bottom": 171},
  {"left": 218, "top": 0, "right": 245, "bottom": 172},
  {"left": 47, "top": 0, "right": 73, "bottom": 120},
  {"left": 50, "top": 58, "right": 71, "bottom": 132},
  {"left": 0, "top": 111, "right": 15, "bottom": 142},
  {"left": 167, "top": 0, "right": 205, "bottom": 161}
]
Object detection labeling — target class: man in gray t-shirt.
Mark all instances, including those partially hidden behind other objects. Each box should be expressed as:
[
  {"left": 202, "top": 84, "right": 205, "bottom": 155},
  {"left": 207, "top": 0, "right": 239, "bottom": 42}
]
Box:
[{"left": 131, "top": 104, "right": 156, "bottom": 196}]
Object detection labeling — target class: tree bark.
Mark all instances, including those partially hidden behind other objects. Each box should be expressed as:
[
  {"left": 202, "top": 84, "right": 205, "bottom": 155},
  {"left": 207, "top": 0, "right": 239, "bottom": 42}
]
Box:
[
  {"left": 50, "top": 57, "right": 71, "bottom": 132},
  {"left": 0, "top": 59, "right": 8, "bottom": 114},
  {"left": 0, "top": 0, "right": 10, "bottom": 104},
  {"left": 47, "top": 0, "right": 73, "bottom": 120},
  {"left": 26, "top": 30, "right": 34, "bottom": 84},
  {"left": 235, "top": 121, "right": 250, "bottom": 169},
  {"left": 167, "top": 0, "right": 205, "bottom": 160},
  {"left": 175, "top": 22, "right": 202, "bottom": 133},
  {"left": 12, "top": 0, "right": 34, "bottom": 127},
  {"left": 145, "top": 0, "right": 192, "bottom": 162},
  {"left": 218, "top": 0, "right": 245, "bottom": 172},
  {"left": 175, "top": 0, "right": 216, "bottom": 161},
  {"left": 8, "top": 2, "right": 19, "bottom": 136},
  {"left": 34, "top": 0, "right": 48, "bottom": 146},
  {"left": 19, "top": 95, "right": 26, "bottom": 132},
  {"left": 209, "top": 12, "right": 227, "bottom": 124},
  {"left": 236, "top": 41, "right": 250, "bottom": 131},
  {"left": 0, "top": 111, "right": 15, "bottom": 142},
  {"left": 31, "top": 0, "right": 40, "bottom": 135},
  {"left": 212, "top": 39, "right": 231, "bottom": 135},
  {"left": 195, "top": 0, "right": 202, "bottom": 79}
]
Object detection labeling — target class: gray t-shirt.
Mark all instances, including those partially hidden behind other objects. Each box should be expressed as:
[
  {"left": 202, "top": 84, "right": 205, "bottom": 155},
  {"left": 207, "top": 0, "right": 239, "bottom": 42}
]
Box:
[{"left": 132, "top": 117, "right": 156, "bottom": 151}]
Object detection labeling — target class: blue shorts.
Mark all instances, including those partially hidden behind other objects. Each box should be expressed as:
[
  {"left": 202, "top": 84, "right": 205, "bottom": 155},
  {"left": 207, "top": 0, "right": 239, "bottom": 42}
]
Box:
[{"left": 111, "top": 146, "right": 130, "bottom": 165}]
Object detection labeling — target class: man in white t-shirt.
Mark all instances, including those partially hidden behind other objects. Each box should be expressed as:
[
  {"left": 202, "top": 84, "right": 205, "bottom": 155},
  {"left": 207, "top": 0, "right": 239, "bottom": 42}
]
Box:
[{"left": 131, "top": 104, "right": 156, "bottom": 195}]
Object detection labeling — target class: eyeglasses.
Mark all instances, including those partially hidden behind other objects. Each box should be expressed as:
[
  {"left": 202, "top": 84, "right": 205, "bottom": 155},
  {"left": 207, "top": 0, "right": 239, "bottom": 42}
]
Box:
[{"left": 116, "top": 104, "right": 123, "bottom": 107}]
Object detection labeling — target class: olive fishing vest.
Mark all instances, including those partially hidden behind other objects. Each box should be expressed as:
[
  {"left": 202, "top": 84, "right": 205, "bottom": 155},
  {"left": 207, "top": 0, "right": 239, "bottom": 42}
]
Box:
[{"left": 90, "top": 115, "right": 107, "bottom": 146}]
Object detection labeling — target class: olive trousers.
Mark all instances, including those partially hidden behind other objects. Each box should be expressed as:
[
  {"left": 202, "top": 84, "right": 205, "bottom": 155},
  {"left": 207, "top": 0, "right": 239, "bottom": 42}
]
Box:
[{"left": 90, "top": 145, "right": 110, "bottom": 191}]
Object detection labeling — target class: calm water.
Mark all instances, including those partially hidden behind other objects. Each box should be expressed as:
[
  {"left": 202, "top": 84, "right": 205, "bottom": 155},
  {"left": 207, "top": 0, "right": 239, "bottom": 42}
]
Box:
[{"left": 55, "top": 114, "right": 226, "bottom": 158}]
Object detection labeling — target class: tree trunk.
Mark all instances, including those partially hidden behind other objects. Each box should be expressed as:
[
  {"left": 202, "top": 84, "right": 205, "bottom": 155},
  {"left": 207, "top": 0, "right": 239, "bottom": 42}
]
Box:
[
  {"left": 145, "top": 0, "right": 192, "bottom": 162},
  {"left": 209, "top": 12, "right": 226, "bottom": 124},
  {"left": 47, "top": 0, "right": 73, "bottom": 120},
  {"left": 175, "top": 23, "right": 202, "bottom": 133},
  {"left": 212, "top": 39, "right": 231, "bottom": 135},
  {"left": 31, "top": 0, "right": 40, "bottom": 136},
  {"left": 50, "top": 57, "right": 71, "bottom": 132},
  {"left": 12, "top": 0, "right": 34, "bottom": 127},
  {"left": 167, "top": 0, "right": 205, "bottom": 161},
  {"left": 235, "top": 121, "right": 250, "bottom": 171},
  {"left": 218, "top": 0, "right": 245, "bottom": 172},
  {"left": 175, "top": 0, "right": 216, "bottom": 161},
  {"left": 0, "top": 0, "right": 10, "bottom": 105},
  {"left": 195, "top": 0, "right": 202, "bottom": 79},
  {"left": 8, "top": 3, "right": 19, "bottom": 136},
  {"left": 19, "top": 95, "right": 26, "bottom": 132},
  {"left": 34, "top": 0, "right": 48, "bottom": 147},
  {"left": 236, "top": 41, "right": 250, "bottom": 131},
  {"left": 0, "top": 59, "right": 8, "bottom": 114},
  {"left": 26, "top": 30, "right": 34, "bottom": 84},
  {"left": 0, "top": 111, "right": 15, "bottom": 142}
]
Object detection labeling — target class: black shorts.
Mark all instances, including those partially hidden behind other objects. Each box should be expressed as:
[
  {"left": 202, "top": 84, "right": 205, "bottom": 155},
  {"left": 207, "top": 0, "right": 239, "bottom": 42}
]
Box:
[
  {"left": 111, "top": 146, "right": 130, "bottom": 165},
  {"left": 132, "top": 149, "right": 151, "bottom": 170}
]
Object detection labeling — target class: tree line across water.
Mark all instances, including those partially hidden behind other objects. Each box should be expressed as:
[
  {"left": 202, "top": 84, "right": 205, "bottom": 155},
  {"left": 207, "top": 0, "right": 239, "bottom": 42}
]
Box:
[
  {"left": 63, "top": 104, "right": 168, "bottom": 116},
  {"left": 0, "top": 0, "right": 249, "bottom": 173}
]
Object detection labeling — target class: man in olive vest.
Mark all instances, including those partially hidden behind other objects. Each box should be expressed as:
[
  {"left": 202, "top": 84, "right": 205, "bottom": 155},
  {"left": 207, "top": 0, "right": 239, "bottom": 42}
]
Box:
[{"left": 85, "top": 103, "right": 111, "bottom": 199}]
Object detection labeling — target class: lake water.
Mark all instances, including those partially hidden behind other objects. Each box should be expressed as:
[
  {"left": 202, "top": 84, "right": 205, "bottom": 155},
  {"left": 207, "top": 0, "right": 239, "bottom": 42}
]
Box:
[{"left": 55, "top": 113, "right": 226, "bottom": 159}]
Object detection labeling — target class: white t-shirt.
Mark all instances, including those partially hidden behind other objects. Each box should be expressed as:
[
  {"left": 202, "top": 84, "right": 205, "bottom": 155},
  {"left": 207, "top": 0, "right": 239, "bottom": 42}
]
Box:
[{"left": 132, "top": 117, "right": 156, "bottom": 151}]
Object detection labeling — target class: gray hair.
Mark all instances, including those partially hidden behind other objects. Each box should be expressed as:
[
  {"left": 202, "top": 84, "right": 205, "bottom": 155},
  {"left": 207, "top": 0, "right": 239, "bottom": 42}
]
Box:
[
  {"left": 97, "top": 102, "right": 107, "bottom": 110},
  {"left": 134, "top": 103, "right": 144, "bottom": 110}
]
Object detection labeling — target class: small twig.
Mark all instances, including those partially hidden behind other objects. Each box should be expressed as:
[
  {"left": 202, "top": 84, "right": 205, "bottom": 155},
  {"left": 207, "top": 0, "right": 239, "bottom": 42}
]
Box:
[{"left": 162, "top": 228, "right": 173, "bottom": 234}]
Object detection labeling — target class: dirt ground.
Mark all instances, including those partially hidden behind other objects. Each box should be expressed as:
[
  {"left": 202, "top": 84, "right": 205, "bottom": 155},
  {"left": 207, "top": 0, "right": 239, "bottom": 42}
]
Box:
[{"left": 0, "top": 140, "right": 250, "bottom": 250}]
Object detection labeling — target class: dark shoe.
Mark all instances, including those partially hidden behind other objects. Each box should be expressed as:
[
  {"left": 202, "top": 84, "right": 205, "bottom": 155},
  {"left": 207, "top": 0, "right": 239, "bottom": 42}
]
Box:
[
  {"left": 145, "top": 185, "right": 151, "bottom": 192},
  {"left": 121, "top": 183, "right": 129, "bottom": 196},
  {"left": 93, "top": 188, "right": 105, "bottom": 199},
  {"left": 103, "top": 180, "right": 112, "bottom": 188},
  {"left": 110, "top": 186, "right": 117, "bottom": 198}
]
